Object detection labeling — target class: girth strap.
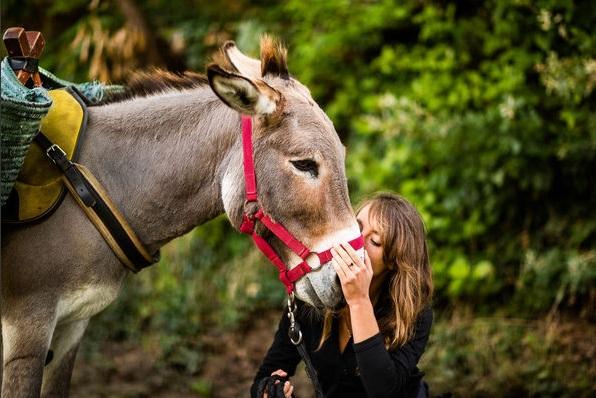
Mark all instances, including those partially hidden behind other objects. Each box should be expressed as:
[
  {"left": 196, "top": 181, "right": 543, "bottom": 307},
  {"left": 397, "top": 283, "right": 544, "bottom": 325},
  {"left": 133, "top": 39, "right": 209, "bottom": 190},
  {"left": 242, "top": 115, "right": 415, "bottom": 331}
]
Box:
[{"left": 35, "top": 131, "right": 159, "bottom": 272}]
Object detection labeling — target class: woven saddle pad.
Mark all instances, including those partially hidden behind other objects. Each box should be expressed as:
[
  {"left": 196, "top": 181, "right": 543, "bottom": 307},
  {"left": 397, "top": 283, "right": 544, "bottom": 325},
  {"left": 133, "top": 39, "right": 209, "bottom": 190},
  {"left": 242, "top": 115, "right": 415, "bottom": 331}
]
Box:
[{"left": 2, "top": 87, "right": 88, "bottom": 223}]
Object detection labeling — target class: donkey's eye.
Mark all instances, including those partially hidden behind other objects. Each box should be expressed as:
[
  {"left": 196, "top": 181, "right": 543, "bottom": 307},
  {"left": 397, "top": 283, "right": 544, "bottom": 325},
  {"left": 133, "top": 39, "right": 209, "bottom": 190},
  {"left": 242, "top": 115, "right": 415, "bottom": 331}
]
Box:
[{"left": 290, "top": 159, "right": 319, "bottom": 178}]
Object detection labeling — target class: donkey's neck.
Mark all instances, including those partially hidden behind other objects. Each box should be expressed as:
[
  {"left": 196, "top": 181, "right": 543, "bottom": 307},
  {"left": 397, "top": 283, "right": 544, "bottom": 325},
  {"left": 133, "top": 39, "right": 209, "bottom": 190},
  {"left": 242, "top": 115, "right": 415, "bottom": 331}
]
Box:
[{"left": 82, "top": 87, "right": 240, "bottom": 251}]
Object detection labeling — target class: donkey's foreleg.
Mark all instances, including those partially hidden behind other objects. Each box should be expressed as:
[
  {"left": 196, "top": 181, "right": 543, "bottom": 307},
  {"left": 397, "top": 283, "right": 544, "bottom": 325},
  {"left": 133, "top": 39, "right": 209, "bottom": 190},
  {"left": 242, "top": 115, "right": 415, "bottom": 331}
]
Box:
[
  {"left": 41, "top": 319, "right": 89, "bottom": 398},
  {"left": 1, "top": 311, "right": 56, "bottom": 398},
  {"left": 1, "top": 322, "right": 3, "bottom": 391}
]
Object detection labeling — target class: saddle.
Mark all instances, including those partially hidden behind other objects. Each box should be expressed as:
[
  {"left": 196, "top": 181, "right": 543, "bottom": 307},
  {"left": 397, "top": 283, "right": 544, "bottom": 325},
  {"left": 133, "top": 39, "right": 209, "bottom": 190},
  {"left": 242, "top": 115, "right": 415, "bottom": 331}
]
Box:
[
  {"left": 1, "top": 26, "right": 158, "bottom": 273},
  {"left": 2, "top": 87, "right": 88, "bottom": 223}
]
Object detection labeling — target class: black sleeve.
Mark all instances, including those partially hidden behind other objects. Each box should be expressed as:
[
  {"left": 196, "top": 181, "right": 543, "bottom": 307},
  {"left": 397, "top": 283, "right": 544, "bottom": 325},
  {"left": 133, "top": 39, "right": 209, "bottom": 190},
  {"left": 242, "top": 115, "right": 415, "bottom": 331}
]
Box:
[
  {"left": 352, "top": 307, "right": 433, "bottom": 398},
  {"left": 250, "top": 308, "right": 302, "bottom": 398}
]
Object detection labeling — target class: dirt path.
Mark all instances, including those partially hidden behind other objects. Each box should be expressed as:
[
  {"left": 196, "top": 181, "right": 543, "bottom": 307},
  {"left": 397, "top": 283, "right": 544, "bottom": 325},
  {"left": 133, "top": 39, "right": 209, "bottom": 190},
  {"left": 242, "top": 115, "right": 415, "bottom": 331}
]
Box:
[{"left": 71, "top": 310, "right": 313, "bottom": 397}]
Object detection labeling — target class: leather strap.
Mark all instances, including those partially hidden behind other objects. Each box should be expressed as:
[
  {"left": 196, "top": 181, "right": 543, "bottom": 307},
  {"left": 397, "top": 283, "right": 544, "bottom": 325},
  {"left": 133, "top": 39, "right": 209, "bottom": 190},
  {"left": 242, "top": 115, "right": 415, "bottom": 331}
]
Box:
[
  {"left": 35, "top": 131, "right": 96, "bottom": 206},
  {"left": 316, "top": 236, "right": 364, "bottom": 265},
  {"left": 294, "top": 337, "right": 325, "bottom": 398},
  {"left": 35, "top": 131, "right": 159, "bottom": 272},
  {"left": 287, "top": 301, "right": 325, "bottom": 398},
  {"left": 255, "top": 209, "right": 310, "bottom": 259},
  {"left": 242, "top": 115, "right": 258, "bottom": 202}
]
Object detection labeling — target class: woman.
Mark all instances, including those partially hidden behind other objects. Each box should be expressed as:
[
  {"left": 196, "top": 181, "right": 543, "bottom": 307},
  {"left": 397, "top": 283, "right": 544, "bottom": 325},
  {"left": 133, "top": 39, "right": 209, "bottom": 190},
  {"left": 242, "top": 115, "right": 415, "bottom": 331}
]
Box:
[{"left": 251, "top": 192, "right": 434, "bottom": 398}]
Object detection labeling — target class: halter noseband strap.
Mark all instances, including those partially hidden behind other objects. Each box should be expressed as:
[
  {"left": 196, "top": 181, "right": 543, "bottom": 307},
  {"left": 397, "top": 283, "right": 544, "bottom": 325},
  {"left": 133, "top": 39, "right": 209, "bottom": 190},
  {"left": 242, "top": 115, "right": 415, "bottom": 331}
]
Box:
[{"left": 238, "top": 115, "right": 364, "bottom": 293}]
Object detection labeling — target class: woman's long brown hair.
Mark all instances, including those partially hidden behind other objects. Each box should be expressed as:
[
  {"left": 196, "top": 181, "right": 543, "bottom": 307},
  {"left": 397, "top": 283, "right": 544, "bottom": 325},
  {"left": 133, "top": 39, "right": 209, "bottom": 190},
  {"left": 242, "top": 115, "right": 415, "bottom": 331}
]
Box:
[{"left": 318, "top": 192, "right": 433, "bottom": 350}]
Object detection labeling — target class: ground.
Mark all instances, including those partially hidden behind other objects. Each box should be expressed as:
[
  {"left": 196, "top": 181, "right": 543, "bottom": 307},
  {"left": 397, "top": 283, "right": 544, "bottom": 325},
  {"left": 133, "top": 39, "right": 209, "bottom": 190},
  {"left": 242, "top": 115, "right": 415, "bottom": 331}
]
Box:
[{"left": 71, "top": 310, "right": 313, "bottom": 398}]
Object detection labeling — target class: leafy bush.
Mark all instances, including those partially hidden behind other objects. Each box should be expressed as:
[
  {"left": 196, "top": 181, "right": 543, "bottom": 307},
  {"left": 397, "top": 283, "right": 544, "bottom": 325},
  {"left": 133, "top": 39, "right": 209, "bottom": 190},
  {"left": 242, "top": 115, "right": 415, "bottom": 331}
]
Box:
[
  {"left": 264, "top": 0, "right": 595, "bottom": 314},
  {"left": 421, "top": 314, "right": 596, "bottom": 397}
]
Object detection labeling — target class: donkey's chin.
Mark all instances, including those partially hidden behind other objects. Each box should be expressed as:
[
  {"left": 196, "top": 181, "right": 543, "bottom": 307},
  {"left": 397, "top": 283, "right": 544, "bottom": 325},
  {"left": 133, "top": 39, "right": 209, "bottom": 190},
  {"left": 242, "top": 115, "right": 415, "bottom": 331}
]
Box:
[{"left": 293, "top": 263, "right": 342, "bottom": 310}]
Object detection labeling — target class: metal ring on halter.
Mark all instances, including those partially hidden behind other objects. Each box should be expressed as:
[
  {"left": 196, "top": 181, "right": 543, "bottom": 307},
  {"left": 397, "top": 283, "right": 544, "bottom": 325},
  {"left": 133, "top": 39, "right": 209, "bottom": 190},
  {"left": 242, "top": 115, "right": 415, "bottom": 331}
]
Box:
[{"left": 307, "top": 254, "right": 322, "bottom": 270}]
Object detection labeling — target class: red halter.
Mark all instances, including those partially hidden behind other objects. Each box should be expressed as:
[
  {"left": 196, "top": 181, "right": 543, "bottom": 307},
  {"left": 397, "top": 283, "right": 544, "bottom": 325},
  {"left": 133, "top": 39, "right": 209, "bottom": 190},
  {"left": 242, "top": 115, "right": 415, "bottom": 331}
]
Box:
[{"left": 238, "top": 115, "right": 364, "bottom": 293}]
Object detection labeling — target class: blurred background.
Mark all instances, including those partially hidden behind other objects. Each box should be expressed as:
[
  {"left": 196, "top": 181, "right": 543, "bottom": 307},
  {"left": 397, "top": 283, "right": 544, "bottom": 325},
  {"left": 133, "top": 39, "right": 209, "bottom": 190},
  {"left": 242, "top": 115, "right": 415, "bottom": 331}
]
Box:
[{"left": 2, "top": 0, "right": 595, "bottom": 396}]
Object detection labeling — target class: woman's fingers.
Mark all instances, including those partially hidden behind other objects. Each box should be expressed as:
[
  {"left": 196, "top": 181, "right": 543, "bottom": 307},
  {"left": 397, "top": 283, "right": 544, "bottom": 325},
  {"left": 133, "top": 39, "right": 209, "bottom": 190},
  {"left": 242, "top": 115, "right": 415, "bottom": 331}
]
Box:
[
  {"left": 332, "top": 257, "right": 347, "bottom": 282},
  {"left": 333, "top": 244, "right": 355, "bottom": 267},
  {"left": 331, "top": 248, "right": 354, "bottom": 279},
  {"left": 271, "top": 369, "right": 287, "bottom": 377},
  {"left": 342, "top": 242, "right": 366, "bottom": 268},
  {"left": 333, "top": 246, "right": 359, "bottom": 276},
  {"left": 265, "top": 370, "right": 291, "bottom": 398},
  {"left": 284, "top": 381, "right": 294, "bottom": 397},
  {"left": 334, "top": 245, "right": 369, "bottom": 281}
]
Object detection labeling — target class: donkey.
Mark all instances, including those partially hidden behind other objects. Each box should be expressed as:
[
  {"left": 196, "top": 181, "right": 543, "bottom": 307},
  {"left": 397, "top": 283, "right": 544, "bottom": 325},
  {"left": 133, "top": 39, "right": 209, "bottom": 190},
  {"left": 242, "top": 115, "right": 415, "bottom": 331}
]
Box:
[{"left": 1, "top": 37, "right": 361, "bottom": 397}]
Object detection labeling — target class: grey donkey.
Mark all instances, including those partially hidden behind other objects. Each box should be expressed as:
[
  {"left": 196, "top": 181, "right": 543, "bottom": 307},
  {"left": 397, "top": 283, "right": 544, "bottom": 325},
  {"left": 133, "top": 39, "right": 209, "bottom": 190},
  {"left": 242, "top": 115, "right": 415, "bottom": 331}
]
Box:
[{"left": 1, "top": 37, "right": 362, "bottom": 397}]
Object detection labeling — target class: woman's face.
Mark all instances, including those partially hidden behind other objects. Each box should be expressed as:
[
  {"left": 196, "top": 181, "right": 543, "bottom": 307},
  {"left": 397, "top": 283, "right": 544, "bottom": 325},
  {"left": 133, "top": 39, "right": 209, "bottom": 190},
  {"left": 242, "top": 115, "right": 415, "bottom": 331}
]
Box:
[{"left": 356, "top": 204, "right": 388, "bottom": 277}]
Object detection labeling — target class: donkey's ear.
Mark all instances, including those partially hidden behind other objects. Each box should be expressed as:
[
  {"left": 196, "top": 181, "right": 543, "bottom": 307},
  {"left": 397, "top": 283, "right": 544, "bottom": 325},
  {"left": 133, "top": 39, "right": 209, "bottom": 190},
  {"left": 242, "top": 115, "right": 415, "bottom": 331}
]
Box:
[
  {"left": 207, "top": 64, "right": 280, "bottom": 115},
  {"left": 260, "top": 35, "right": 289, "bottom": 79},
  {"left": 222, "top": 41, "right": 261, "bottom": 80}
]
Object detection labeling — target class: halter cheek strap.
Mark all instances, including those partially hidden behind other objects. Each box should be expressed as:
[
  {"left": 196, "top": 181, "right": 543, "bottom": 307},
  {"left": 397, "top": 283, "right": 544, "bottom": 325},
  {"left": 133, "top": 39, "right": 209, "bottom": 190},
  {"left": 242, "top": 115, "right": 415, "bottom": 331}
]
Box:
[{"left": 238, "top": 115, "right": 364, "bottom": 293}]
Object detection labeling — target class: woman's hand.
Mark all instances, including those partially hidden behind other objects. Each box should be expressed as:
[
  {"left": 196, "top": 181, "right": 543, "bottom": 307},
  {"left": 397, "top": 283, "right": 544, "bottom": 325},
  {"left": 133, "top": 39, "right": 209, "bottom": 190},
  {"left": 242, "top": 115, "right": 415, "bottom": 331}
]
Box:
[
  {"left": 262, "top": 369, "right": 294, "bottom": 398},
  {"left": 331, "top": 243, "right": 373, "bottom": 306}
]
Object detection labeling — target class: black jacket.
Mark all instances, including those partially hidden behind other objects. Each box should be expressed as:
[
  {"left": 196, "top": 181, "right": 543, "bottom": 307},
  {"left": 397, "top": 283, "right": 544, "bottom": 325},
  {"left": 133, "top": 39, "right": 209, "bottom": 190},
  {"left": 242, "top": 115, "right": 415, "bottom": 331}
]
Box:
[{"left": 251, "top": 301, "right": 433, "bottom": 398}]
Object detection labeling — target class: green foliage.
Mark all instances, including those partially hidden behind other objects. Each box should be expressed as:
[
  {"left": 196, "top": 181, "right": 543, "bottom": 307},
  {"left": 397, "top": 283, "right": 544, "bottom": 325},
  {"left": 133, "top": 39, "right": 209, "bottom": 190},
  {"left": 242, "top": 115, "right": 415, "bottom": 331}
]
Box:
[
  {"left": 263, "top": 0, "right": 596, "bottom": 314},
  {"left": 421, "top": 315, "right": 596, "bottom": 397},
  {"left": 190, "top": 377, "right": 213, "bottom": 396},
  {"left": 516, "top": 249, "right": 596, "bottom": 315}
]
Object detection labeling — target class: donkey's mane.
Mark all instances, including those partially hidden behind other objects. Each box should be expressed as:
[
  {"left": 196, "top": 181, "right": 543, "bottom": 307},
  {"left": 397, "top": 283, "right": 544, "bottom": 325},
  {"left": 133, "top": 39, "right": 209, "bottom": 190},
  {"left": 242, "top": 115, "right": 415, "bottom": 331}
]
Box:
[
  {"left": 100, "top": 36, "right": 289, "bottom": 105},
  {"left": 100, "top": 68, "right": 208, "bottom": 105}
]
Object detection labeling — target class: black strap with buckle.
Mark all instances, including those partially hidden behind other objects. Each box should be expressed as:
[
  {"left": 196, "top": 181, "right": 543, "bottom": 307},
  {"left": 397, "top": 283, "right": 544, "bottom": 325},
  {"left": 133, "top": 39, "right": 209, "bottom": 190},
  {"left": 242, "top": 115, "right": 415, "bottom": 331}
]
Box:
[
  {"left": 35, "top": 132, "right": 96, "bottom": 206},
  {"left": 34, "top": 131, "right": 158, "bottom": 272}
]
